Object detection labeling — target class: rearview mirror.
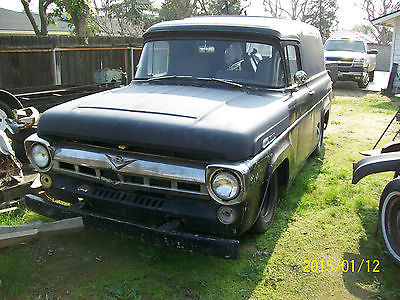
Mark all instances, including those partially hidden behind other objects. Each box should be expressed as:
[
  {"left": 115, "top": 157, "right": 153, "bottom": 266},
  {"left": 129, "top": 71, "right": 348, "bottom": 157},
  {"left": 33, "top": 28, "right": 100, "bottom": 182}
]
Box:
[{"left": 294, "top": 70, "right": 308, "bottom": 85}]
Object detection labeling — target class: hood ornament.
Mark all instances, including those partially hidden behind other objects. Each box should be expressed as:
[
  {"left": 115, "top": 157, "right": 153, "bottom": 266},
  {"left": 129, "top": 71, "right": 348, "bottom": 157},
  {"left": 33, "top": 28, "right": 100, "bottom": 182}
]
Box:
[{"left": 105, "top": 154, "right": 136, "bottom": 170}]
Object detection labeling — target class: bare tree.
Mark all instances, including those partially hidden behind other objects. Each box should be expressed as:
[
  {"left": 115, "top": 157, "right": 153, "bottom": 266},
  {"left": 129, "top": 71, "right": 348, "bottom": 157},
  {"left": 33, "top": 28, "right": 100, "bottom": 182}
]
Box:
[
  {"left": 21, "top": 0, "right": 55, "bottom": 36},
  {"left": 363, "top": 0, "right": 400, "bottom": 45},
  {"left": 263, "top": 0, "right": 283, "bottom": 17},
  {"left": 263, "top": 0, "right": 310, "bottom": 20}
]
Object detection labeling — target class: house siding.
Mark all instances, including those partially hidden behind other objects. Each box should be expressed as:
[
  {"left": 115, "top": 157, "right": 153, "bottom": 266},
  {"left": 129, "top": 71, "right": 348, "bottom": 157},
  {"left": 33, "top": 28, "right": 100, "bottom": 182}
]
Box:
[
  {"left": 369, "top": 43, "right": 391, "bottom": 71},
  {"left": 393, "top": 18, "right": 400, "bottom": 90}
]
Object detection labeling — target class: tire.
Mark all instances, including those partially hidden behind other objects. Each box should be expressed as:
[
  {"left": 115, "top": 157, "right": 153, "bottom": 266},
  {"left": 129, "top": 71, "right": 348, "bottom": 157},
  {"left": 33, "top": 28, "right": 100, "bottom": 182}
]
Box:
[
  {"left": 0, "top": 101, "right": 13, "bottom": 132},
  {"left": 357, "top": 73, "right": 369, "bottom": 88},
  {"left": 312, "top": 120, "right": 324, "bottom": 156},
  {"left": 12, "top": 141, "right": 27, "bottom": 162},
  {"left": 379, "top": 179, "right": 400, "bottom": 266},
  {"left": 11, "top": 127, "right": 35, "bottom": 162},
  {"left": 369, "top": 71, "right": 375, "bottom": 82},
  {"left": 251, "top": 172, "right": 278, "bottom": 233}
]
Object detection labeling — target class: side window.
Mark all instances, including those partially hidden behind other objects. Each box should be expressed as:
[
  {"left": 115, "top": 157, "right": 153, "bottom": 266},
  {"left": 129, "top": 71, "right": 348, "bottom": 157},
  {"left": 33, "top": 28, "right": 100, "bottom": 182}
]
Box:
[
  {"left": 246, "top": 43, "right": 284, "bottom": 87},
  {"left": 284, "top": 45, "right": 301, "bottom": 85},
  {"left": 147, "top": 41, "right": 169, "bottom": 76}
]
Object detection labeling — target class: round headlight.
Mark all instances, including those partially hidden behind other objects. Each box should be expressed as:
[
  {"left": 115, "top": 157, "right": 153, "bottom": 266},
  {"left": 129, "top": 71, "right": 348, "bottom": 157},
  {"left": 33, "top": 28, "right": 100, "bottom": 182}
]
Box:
[
  {"left": 31, "top": 143, "right": 50, "bottom": 168},
  {"left": 211, "top": 171, "right": 240, "bottom": 201}
]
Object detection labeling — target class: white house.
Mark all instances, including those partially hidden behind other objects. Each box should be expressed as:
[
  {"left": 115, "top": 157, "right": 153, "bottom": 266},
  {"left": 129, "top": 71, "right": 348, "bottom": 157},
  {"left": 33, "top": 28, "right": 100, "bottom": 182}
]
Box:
[
  {"left": 373, "top": 10, "right": 400, "bottom": 92},
  {"left": 0, "top": 8, "right": 71, "bottom": 35}
]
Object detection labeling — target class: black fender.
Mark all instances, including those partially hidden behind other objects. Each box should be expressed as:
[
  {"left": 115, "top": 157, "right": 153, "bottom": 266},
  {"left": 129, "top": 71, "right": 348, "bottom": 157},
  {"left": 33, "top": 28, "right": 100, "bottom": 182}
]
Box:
[
  {"left": 352, "top": 152, "right": 400, "bottom": 184},
  {"left": 0, "top": 90, "right": 23, "bottom": 110}
]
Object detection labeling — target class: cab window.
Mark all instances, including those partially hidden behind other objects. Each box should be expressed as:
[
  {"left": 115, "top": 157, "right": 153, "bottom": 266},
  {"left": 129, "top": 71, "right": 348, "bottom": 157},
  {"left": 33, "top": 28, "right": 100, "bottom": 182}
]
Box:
[{"left": 284, "top": 45, "right": 301, "bottom": 85}]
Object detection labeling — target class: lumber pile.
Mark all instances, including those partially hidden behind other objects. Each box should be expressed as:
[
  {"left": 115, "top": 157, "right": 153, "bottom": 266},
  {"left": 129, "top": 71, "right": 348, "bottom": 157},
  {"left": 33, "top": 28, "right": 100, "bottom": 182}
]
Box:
[
  {"left": 0, "top": 173, "right": 39, "bottom": 203},
  {"left": 0, "top": 217, "right": 84, "bottom": 248}
]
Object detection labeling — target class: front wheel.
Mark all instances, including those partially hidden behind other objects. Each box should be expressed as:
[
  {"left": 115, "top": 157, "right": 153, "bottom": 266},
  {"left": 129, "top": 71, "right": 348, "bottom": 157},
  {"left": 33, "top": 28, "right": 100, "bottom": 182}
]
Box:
[
  {"left": 251, "top": 172, "right": 278, "bottom": 233},
  {"left": 369, "top": 70, "right": 375, "bottom": 82},
  {"left": 312, "top": 121, "right": 324, "bottom": 156},
  {"left": 358, "top": 73, "right": 369, "bottom": 88},
  {"left": 379, "top": 179, "right": 400, "bottom": 266}
]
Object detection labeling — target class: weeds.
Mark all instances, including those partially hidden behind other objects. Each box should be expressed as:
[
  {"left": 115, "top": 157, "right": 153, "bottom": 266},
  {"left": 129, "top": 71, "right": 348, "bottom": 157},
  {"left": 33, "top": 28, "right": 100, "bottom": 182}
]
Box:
[{"left": 1, "top": 93, "right": 400, "bottom": 299}]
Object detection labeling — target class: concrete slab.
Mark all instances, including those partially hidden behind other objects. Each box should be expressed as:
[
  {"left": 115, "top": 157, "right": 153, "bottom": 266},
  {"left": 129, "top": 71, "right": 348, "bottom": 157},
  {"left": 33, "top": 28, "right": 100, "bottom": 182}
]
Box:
[
  {"left": 333, "top": 71, "right": 390, "bottom": 96},
  {"left": 367, "top": 71, "right": 390, "bottom": 92}
]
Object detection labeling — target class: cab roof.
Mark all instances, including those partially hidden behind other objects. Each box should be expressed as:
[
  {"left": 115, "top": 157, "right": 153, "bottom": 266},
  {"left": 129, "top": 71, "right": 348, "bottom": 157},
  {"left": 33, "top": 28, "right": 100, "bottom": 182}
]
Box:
[{"left": 144, "top": 16, "right": 320, "bottom": 41}]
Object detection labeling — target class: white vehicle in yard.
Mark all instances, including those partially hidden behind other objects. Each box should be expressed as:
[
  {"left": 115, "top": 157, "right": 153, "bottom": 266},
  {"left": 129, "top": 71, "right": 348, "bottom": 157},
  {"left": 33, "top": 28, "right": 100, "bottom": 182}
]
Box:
[{"left": 324, "top": 38, "right": 378, "bottom": 88}]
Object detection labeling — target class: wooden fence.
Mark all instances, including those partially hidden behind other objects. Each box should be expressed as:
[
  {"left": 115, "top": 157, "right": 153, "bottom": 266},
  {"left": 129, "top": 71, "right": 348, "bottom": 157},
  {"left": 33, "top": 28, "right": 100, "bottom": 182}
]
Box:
[{"left": 0, "top": 36, "right": 143, "bottom": 89}]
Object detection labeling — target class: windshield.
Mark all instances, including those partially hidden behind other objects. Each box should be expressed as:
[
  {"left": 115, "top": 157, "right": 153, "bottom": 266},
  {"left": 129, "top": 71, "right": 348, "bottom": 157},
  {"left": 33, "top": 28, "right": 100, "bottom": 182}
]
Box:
[
  {"left": 135, "top": 39, "right": 285, "bottom": 88},
  {"left": 324, "top": 40, "right": 366, "bottom": 52}
]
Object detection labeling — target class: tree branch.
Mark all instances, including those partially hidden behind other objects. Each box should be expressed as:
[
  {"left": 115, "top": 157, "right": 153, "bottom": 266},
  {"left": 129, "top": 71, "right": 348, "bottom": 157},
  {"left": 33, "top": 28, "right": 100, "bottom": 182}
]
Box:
[
  {"left": 43, "top": 0, "right": 55, "bottom": 9},
  {"left": 21, "top": 0, "right": 41, "bottom": 36}
]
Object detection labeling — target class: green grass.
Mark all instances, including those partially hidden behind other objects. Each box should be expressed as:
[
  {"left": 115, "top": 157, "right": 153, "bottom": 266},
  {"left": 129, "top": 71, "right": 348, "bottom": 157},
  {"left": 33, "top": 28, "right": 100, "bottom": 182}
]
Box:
[{"left": 1, "top": 93, "right": 400, "bottom": 299}]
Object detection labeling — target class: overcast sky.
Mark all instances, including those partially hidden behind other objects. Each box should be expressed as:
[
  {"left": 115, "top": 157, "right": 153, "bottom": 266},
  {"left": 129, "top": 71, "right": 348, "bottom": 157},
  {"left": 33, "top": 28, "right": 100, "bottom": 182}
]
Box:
[{"left": 0, "top": 0, "right": 369, "bottom": 30}]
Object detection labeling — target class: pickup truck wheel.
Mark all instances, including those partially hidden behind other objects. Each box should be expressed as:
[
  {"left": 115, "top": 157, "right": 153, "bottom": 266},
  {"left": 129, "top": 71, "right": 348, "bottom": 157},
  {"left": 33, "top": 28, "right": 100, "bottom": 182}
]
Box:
[
  {"left": 368, "top": 71, "right": 375, "bottom": 82},
  {"left": 251, "top": 172, "right": 278, "bottom": 233},
  {"left": 312, "top": 121, "right": 324, "bottom": 156},
  {"left": 379, "top": 179, "right": 400, "bottom": 266},
  {"left": 358, "top": 73, "right": 369, "bottom": 88},
  {"left": 0, "top": 102, "right": 13, "bottom": 132}
]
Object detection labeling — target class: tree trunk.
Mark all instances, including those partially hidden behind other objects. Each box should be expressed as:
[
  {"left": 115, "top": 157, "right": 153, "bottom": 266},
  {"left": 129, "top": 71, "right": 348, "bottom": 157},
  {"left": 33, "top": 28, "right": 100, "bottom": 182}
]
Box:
[
  {"left": 63, "top": 0, "right": 89, "bottom": 37},
  {"left": 75, "top": 16, "right": 88, "bottom": 37},
  {"left": 20, "top": 0, "right": 41, "bottom": 36},
  {"left": 39, "top": 0, "right": 48, "bottom": 36}
]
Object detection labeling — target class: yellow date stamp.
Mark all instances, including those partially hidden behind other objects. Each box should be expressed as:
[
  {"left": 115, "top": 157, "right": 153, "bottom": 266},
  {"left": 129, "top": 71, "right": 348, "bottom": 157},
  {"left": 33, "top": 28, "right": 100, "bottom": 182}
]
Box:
[{"left": 303, "top": 259, "right": 380, "bottom": 273}]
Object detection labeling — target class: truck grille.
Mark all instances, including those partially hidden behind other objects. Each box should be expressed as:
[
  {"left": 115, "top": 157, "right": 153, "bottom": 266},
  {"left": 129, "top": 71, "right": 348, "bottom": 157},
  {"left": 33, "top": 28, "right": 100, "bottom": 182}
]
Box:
[
  {"left": 326, "top": 57, "right": 353, "bottom": 62},
  {"left": 91, "top": 186, "right": 165, "bottom": 209},
  {"left": 326, "top": 57, "right": 353, "bottom": 67},
  {"left": 53, "top": 160, "right": 207, "bottom": 196},
  {"left": 51, "top": 143, "right": 209, "bottom": 197}
]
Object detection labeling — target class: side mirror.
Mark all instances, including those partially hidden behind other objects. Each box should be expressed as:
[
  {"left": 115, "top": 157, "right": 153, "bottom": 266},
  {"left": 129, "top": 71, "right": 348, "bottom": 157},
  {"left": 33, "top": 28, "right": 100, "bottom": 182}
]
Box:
[
  {"left": 294, "top": 70, "right": 308, "bottom": 85},
  {"left": 367, "top": 49, "right": 378, "bottom": 55}
]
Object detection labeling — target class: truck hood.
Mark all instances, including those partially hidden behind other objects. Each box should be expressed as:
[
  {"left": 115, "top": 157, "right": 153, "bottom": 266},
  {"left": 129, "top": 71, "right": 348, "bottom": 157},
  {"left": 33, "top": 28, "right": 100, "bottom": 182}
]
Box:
[
  {"left": 324, "top": 50, "right": 365, "bottom": 60},
  {"left": 37, "top": 83, "right": 289, "bottom": 161}
]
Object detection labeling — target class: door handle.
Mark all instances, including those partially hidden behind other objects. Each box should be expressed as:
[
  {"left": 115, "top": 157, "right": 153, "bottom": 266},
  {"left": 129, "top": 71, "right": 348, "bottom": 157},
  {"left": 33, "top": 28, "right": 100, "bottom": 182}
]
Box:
[{"left": 308, "top": 90, "right": 315, "bottom": 96}]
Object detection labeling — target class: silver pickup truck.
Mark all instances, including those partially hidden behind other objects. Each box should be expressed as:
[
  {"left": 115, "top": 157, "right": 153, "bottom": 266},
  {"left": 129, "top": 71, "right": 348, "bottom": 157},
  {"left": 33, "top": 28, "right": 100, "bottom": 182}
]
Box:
[{"left": 324, "top": 39, "right": 378, "bottom": 88}]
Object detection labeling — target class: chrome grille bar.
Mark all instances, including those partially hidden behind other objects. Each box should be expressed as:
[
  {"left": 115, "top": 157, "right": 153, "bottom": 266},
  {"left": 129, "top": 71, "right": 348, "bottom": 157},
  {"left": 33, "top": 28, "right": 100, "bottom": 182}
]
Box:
[{"left": 51, "top": 144, "right": 209, "bottom": 196}]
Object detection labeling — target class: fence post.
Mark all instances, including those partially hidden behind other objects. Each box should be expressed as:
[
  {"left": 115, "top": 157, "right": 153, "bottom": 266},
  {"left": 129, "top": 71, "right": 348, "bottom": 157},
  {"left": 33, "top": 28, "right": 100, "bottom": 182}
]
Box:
[
  {"left": 129, "top": 47, "right": 134, "bottom": 81},
  {"left": 52, "top": 48, "right": 58, "bottom": 85}
]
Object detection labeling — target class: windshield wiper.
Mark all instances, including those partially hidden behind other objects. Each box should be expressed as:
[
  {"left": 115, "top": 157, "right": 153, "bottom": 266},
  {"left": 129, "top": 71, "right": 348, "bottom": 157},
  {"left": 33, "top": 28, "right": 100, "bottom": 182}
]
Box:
[
  {"left": 145, "top": 75, "right": 193, "bottom": 82},
  {"left": 137, "top": 75, "right": 249, "bottom": 90},
  {"left": 195, "top": 77, "right": 243, "bottom": 88}
]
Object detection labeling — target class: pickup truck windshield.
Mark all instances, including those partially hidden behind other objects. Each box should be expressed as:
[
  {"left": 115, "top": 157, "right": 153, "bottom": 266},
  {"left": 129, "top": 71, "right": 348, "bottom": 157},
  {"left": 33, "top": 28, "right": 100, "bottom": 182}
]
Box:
[
  {"left": 324, "top": 40, "right": 366, "bottom": 53},
  {"left": 135, "top": 39, "right": 285, "bottom": 88}
]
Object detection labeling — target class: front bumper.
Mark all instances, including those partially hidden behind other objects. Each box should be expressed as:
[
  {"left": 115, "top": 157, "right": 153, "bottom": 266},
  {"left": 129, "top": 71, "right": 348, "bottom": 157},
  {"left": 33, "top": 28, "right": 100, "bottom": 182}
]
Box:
[
  {"left": 325, "top": 63, "right": 367, "bottom": 82},
  {"left": 24, "top": 194, "right": 240, "bottom": 258}
]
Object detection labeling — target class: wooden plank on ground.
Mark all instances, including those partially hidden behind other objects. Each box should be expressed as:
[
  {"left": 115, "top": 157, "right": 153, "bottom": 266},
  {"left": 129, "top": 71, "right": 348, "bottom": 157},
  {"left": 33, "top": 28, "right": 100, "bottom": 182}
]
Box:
[
  {"left": 38, "top": 217, "right": 84, "bottom": 236},
  {"left": 0, "top": 199, "right": 22, "bottom": 209},
  {"left": 0, "top": 173, "right": 39, "bottom": 203},
  {"left": 0, "top": 207, "right": 18, "bottom": 214},
  {"left": 0, "top": 221, "right": 43, "bottom": 235},
  {"left": 0, "top": 217, "right": 84, "bottom": 248},
  {"left": 0, "top": 229, "right": 38, "bottom": 248}
]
